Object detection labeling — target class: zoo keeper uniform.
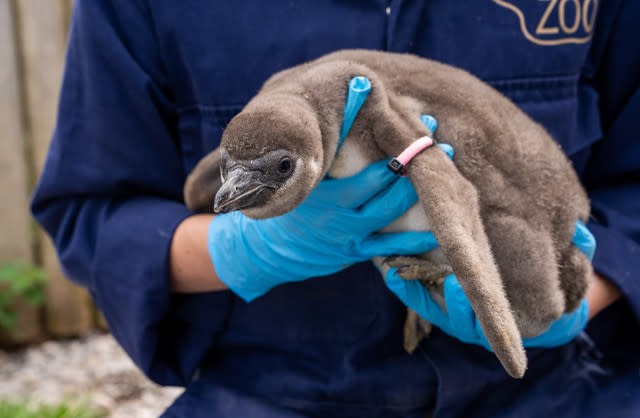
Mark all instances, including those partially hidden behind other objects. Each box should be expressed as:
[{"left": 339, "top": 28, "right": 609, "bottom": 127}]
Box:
[{"left": 31, "top": 1, "right": 640, "bottom": 417}]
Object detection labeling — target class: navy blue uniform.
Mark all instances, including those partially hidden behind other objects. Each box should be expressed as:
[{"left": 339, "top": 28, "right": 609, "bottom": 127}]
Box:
[{"left": 31, "top": 1, "right": 640, "bottom": 417}]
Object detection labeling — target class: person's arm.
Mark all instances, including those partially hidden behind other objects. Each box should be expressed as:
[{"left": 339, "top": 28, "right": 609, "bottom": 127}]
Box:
[
  {"left": 169, "top": 214, "right": 228, "bottom": 293},
  {"left": 31, "top": 0, "right": 232, "bottom": 385},
  {"left": 586, "top": 274, "right": 622, "bottom": 320}
]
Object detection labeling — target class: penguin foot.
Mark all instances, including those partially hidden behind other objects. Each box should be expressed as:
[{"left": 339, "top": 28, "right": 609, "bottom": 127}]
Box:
[
  {"left": 382, "top": 256, "right": 452, "bottom": 288},
  {"left": 403, "top": 309, "right": 433, "bottom": 353}
]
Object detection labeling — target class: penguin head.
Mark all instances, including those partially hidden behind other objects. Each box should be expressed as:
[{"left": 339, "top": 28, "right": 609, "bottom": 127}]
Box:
[{"left": 214, "top": 100, "right": 325, "bottom": 219}]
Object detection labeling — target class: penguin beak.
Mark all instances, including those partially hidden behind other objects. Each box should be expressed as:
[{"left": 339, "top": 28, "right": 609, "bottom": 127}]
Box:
[{"left": 214, "top": 166, "right": 274, "bottom": 213}]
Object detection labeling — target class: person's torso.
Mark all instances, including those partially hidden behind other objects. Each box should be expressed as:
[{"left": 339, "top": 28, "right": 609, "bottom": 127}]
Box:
[{"left": 150, "top": 2, "right": 632, "bottom": 416}]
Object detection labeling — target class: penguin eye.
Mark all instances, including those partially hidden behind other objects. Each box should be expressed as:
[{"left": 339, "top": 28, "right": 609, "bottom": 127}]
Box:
[{"left": 278, "top": 157, "right": 292, "bottom": 174}]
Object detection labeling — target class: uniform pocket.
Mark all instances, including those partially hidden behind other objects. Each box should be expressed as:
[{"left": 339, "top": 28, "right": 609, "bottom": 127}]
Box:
[
  {"left": 489, "top": 74, "right": 601, "bottom": 158},
  {"left": 177, "top": 104, "right": 244, "bottom": 178}
]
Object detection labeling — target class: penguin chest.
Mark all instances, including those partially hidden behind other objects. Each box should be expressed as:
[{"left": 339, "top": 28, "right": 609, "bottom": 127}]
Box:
[
  {"left": 327, "top": 139, "right": 376, "bottom": 178},
  {"left": 327, "top": 138, "right": 445, "bottom": 262}
]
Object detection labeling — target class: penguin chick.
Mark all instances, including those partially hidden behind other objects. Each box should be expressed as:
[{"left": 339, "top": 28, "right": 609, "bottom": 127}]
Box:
[{"left": 184, "top": 50, "right": 593, "bottom": 379}]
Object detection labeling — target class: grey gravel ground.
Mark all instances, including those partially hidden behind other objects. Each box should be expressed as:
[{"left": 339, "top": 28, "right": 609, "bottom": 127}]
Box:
[{"left": 0, "top": 333, "right": 184, "bottom": 417}]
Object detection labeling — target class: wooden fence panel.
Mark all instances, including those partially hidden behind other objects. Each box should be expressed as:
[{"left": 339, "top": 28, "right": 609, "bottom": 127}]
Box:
[
  {"left": 15, "top": 0, "right": 92, "bottom": 337},
  {"left": 0, "top": 0, "right": 43, "bottom": 344}
]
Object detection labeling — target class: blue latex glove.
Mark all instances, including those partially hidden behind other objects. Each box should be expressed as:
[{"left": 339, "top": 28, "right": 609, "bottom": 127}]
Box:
[
  {"left": 209, "top": 160, "right": 440, "bottom": 302},
  {"left": 385, "top": 213, "right": 595, "bottom": 350}
]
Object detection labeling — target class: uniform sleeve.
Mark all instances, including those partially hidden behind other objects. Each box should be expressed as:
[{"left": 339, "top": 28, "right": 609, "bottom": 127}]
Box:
[
  {"left": 30, "top": 0, "right": 231, "bottom": 385},
  {"left": 582, "top": 1, "right": 640, "bottom": 323}
]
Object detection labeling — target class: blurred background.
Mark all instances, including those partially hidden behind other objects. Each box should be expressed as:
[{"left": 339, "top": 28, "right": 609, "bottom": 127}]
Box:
[{"left": 0, "top": 1, "right": 181, "bottom": 416}]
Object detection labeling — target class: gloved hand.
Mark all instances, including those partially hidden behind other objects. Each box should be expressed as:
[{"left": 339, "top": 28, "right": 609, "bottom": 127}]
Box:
[
  {"left": 385, "top": 217, "right": 596, "bottom": 349},
  {"left": 209, "top": 160, "right": 441, "bottom": 302}
]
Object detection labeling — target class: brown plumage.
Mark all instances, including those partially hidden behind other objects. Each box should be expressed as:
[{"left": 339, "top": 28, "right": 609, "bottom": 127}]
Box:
[{"left": 184, "top": 50, "right": 593, "bottom": 378}]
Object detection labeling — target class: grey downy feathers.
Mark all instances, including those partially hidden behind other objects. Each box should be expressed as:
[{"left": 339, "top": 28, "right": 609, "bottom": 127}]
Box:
[{"left": 183, "top": 50, "right": 593, "bottom": 378}]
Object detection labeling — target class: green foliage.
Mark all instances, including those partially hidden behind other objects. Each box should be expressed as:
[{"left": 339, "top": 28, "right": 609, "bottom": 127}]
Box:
[
  {"left": 0, "top": 261, "right": 46, "bottom": 332},
  {"left": 0, "top": 399, "right": 105, "bottom": 418}
]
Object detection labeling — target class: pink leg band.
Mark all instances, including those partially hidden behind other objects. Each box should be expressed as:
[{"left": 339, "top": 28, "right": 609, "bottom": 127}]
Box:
[
  {"left": 396, "top": 136, "right": 434, "bottom": 165},
  {"left": 387, "top": 136, "right": 435, "bottom": 176}
]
